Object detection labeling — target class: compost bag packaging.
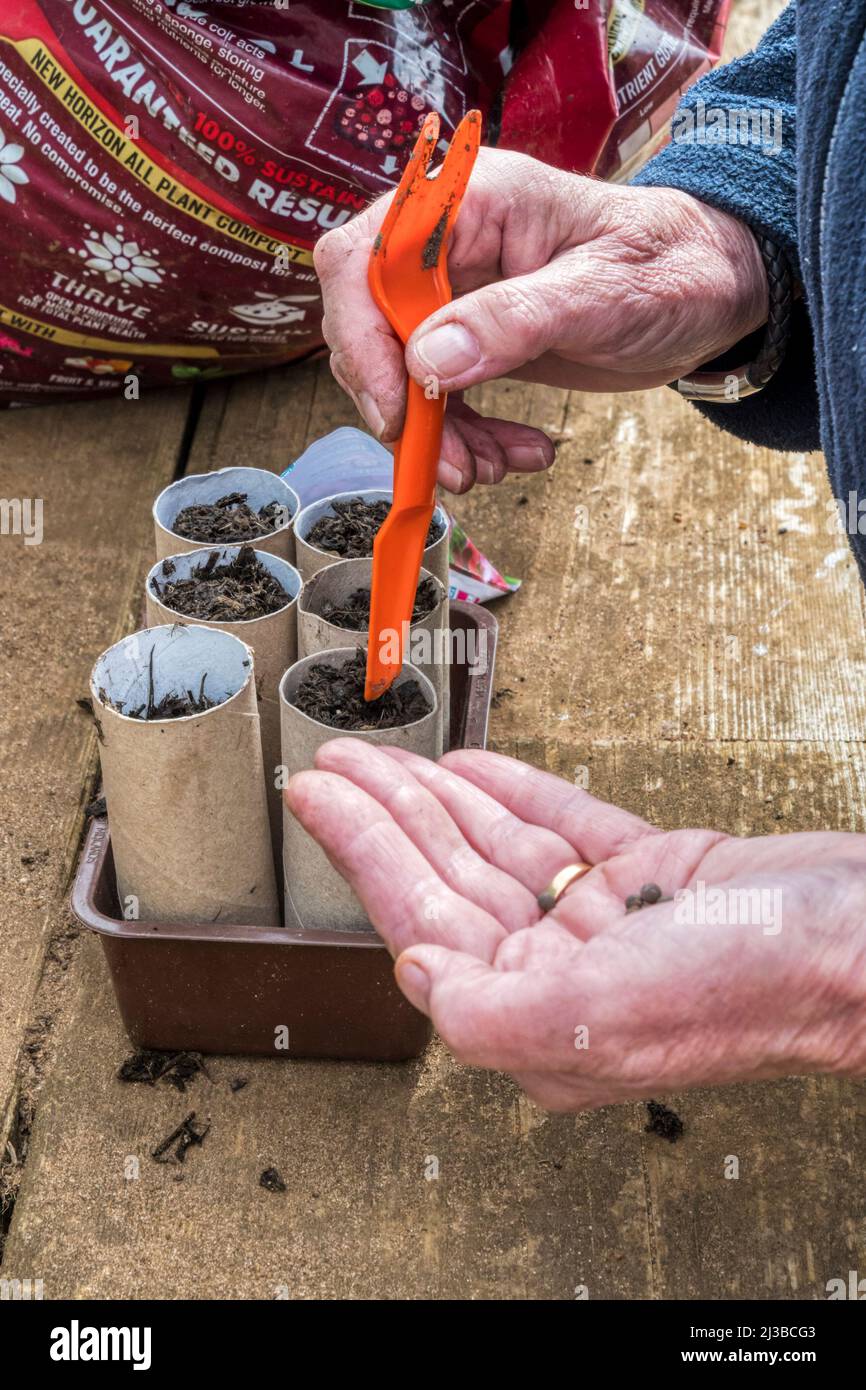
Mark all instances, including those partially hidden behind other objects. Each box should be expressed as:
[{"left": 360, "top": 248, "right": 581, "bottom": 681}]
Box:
[{"left": 0, "top": 1, "right": 728, "bottom": 405}]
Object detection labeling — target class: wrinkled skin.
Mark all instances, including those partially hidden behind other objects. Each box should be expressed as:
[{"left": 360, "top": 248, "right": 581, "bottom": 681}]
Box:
[
  {"left": 305, "top": 149, "right": 860, "bottom": 1112},
  {"left": 314, "top": 147, "right": 767, "bottom": 492},
  {"left": 286, "top": 745, "right": 866, "bottom": 1111}
]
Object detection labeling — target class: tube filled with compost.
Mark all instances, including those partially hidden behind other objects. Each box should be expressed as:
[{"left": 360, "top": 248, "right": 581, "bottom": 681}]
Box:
[
  {"left": 154, "top": 467, "right": 299, "bottom": 564},
  {"left": 280, "top": 648, "right": 438, "bottom": 931},
  {"left": 297, "top": 557, "right": 449, "bottom": 755},
  {"left": 91, "top": 624, "right": 278, "bottom": 928},
  {"left": 145, "top": 545, "right": 302, "bottom": 869},
  {"left": 293, "top": 489, "right": 449, "bottom": 587}
]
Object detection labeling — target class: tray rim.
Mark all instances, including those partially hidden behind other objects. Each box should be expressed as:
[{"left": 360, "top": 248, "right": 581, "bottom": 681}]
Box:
[{"left": 71, "top": 599, "right": 497, "bottom": 951}]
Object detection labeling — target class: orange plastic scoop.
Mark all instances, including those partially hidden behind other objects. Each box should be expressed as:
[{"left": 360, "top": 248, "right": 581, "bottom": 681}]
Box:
[{"left": 364, "top": 109, "right": 481, "bottom": 702}]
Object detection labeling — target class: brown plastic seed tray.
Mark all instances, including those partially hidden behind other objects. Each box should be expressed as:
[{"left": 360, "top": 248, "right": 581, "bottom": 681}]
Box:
[{"left": 72, "top": 601, "right": 497, "bottom": 1062}]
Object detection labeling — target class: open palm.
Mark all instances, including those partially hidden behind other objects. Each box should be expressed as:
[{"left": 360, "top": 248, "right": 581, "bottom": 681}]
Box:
[{"left": 285, "top": 744, "right": 866, "bottom": 1110}]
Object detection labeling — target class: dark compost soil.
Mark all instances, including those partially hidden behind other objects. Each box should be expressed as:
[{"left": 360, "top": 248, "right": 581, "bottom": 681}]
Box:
[
  {"left": 319, "top": 575, "right": 440, "bottom": 631},
  {"left": 422, "top": 209, "right": 449, "bottom": 270},
  {"left": 306, "top": 496, "right": 444, "bottom": 560},
  {"left": 293, "top": 649, "right": 430, "bottom": 731},
  {"left": 645, "top": 1100, "right": 684, "bottom": 1143},
  {"left": 171, "top": 491, "right": 287, "bottom": 543},
  {"left": 152, "top": 1112, "right": 210, "bottom": 1164},
  {"left": 259, "top": 1167, "right": 287, "bottom": 1194},
  {"left": 118, "top": 1049, "right": 209, "bottom": 1093},
  {"left": 153, "top": 546, "right": 291, "bottom": 621}
]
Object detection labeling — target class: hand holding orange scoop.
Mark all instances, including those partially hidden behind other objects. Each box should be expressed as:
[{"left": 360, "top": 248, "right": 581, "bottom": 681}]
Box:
[{"left": 364, "top": 109, "right": 482, "bottom": 702}]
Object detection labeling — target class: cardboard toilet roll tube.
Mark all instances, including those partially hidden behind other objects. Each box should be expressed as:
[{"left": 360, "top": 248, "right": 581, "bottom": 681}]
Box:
[
  {"left": 91, "top": 624, "right": 279, "bottom": 928},
  {"left": 145, "top": 546, "right": 302, "bottom": 869},
  {"left": 279, "top": 649, "right": 438, "bottom": 932},
  {"left": 297, "top": 557, "right": 449, "bottom": 755},
  {"left": 153, "top": 467, "right": 300, "bottom": 564},
  {"left": 293, "top": 489, "right": 450, "bottom": 587}
]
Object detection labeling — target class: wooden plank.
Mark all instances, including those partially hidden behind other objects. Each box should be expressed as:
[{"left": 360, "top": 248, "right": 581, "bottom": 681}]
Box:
[
  {"left": 185, "top": 357, "right": 352, "bottom": 477},
  {"left": 0, "top": 391, "right": 192, "bottom": 1155},
  {"left": 463, "top": 383, "right": 866, "bottom": 753}
]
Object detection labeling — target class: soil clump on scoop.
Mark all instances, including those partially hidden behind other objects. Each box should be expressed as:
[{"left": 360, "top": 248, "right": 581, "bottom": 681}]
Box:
[{"left": 645, "top": 1100, "right": 684, "bottom": 1143}]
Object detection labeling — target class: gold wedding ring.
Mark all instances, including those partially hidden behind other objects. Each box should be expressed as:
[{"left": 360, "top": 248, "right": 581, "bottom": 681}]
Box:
[{"left": 537, "top": 862, "right": 593, "bottom": 913}]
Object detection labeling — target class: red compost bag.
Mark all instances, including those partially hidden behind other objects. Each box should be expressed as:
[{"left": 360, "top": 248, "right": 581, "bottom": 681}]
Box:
[
  {"left": 0, "top": 1, "right": 728, "bottom": 406},
  {"left": 498, "top": 0, "right": 731, "bottom": 178}
]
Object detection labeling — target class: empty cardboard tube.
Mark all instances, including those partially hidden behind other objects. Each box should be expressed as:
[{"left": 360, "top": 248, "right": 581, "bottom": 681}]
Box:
[
  {"left": 153, "top": 467, "right": 300, "bottom": 564},
  {"left": 144, "top": 546, "right": 302, "bottom": 872},
  {"left": 279, "top": 649, "right": 438, "bottom": 932},
  {"left": 91, "top": 624, "right": 279, "bottom": 929},
  {"left": 293, "top": 489, "right": 449, "bottom": 586},
  {"left": 297, "top": 557, "right": 449, "bottom": 755}
]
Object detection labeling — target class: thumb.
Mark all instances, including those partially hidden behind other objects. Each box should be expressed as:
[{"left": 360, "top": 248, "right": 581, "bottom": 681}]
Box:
[
  {"left": 405, "top": 266, "right": 575, "bottom": 394},
  {"left": 395, "top": 944, "right": 548, "bottom": 1070}
]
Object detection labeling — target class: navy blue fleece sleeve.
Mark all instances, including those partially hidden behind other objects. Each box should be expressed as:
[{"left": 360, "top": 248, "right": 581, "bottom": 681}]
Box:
[{"left": 632, "top": 3, "right": 820, "bottom": 452}]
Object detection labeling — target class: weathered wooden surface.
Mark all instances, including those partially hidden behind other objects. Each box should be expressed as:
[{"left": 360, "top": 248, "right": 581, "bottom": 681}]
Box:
[
  {"left": 4, "top": 362, "right": 866, "bottom": 1299},
  {"left": 465, "top": 380, "right": 866, "bottom": 758},
  {"left": 5, "top": 0, "right": 864, "bottom": 1302},
  {"left": 184, "top": 358, "right": 327, "bottom": 478},
  {"left": 0, "top": 392, "right": 190, "bottom": 1152}
]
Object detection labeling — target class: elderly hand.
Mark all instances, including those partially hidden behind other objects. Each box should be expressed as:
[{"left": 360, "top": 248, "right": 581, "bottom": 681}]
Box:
[
  {"left": 314, "top": 148, "right": 767, "bottom": 493},
  {"left": 285, "top": 743, "right": 866, "bottom": 1111}
]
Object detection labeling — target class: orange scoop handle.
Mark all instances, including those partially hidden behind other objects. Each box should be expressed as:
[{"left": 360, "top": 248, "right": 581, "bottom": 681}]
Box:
[
  {"left": 365, "top": 382, "right": 445, "bottom": 700},
  {"left": 364, "top": 110, "right": 481, "bottom": 703}
]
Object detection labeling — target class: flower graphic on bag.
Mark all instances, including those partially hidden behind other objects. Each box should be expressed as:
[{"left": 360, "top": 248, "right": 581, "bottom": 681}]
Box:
[
  {"left": 71, "top": 225, "right": 165, "bottom": 289},
  {"left": 0, "top": 130, "right": 29, "bottom": 205}
]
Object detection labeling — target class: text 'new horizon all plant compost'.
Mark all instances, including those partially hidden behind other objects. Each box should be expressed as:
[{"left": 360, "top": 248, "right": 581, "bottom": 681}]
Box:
[{"left": 0, "top": 1, "right": 729, "bottom": 404}]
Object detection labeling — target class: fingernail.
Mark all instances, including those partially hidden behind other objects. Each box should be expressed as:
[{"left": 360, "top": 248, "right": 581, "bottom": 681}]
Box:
[
  {"left": 415, "top": 323, "right": 480, "bottom": 380},
  {"left": 358, "top": 390, "right": 386, "bottom": 440},
  {"left": 396, "top": 959, "right": 431, "bottom": 1011},
  {"left": 438, "top": 460, "right": 464, "bottom": 493},
  {"left": 507, "top": 445, "right": 551, "bottom": 472}
]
